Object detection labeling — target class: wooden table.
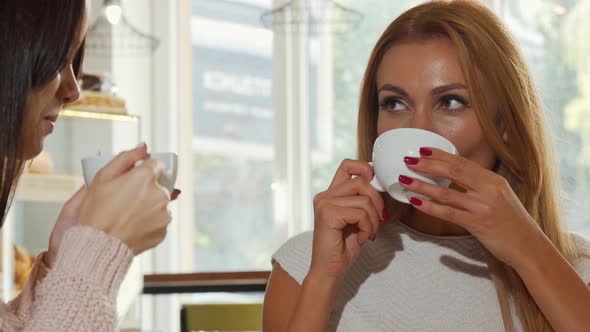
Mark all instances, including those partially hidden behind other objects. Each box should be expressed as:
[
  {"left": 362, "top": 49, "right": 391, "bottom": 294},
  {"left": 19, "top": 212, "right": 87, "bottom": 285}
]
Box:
[{"left": 143, "top": 271, "right": 270, "bottom": 294}]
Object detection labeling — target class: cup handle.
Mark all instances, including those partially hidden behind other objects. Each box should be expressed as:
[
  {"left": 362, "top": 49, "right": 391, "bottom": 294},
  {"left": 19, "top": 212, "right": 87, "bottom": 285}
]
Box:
[{"left": 368, "top": 162, "right": 385, "bottom": 192}]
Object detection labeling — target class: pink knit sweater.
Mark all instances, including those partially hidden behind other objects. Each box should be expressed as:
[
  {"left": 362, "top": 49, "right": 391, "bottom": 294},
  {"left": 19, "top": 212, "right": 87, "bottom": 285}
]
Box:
[{"left": 0, "top": 226, "right": 133, "bottom": 331}]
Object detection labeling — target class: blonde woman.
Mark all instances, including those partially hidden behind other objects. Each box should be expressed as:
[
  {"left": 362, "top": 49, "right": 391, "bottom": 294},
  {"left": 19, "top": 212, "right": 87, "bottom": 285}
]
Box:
[{"left": 263, "top": 1, "right": 590, "bottom": 331}]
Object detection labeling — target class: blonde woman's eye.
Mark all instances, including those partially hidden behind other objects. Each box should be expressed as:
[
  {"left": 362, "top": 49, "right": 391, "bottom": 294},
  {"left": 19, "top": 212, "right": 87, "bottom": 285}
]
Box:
[
  {"left": 379, "top": 97, "right": 407, "bottom": 112},
  {"left": 441, "top": 95, "right": 469, "bottom": 111}
]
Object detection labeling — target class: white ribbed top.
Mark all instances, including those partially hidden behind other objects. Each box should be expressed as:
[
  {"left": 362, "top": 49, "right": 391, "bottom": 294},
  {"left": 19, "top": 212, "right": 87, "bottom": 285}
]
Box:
[{"left": 272, "top": 222, "right": 590, "bottom": 332}]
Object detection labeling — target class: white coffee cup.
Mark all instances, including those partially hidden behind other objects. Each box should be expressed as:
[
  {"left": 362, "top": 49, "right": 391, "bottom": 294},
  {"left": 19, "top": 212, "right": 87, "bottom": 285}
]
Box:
[
  {"left": 369, "top": 128, "right": 458, "bottom": 204},
  {"left": 81, "top": 152, "right": 178, "bottom": 193}
]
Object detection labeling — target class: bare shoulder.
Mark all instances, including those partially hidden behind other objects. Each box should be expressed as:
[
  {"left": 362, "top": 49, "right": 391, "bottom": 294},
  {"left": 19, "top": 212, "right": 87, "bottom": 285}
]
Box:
[
  {"left": 264, "top": 231, "right": 313, "bottom": 330},
  {"left": 263, "top": 262, "right": 302, "bottom": 331}
]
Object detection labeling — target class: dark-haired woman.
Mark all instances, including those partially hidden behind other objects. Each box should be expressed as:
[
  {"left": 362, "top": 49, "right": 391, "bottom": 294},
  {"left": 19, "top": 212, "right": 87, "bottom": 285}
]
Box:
[{"left": 0, "top": 1, "right": 176, "bottom": 330}]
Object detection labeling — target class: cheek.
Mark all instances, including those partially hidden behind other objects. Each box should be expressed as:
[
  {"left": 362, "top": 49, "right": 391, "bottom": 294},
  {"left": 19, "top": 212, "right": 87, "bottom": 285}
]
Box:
[
  {"left": 376, "top": 111, "right": 406, "bottom": 136},
  {"left": 20, "top": 81, "right": 59, "bottom": 158},
  {"left": 376, "top": 117, "right": 389, "bottom": 136},
  {"left": 24, "top": 77, "right": 61, "bottom": 121},
  {"left": 431, "top": 116, "right": 472, "bottom": 149},
  {"left": 23, "top": 94, "right": 43, "bottom": 129},
  {"left": 432, "top": 115, "right": 496, "bottom": 168},
  {"left": 20, "top": 108, "right": 42, "bottom": 157}
]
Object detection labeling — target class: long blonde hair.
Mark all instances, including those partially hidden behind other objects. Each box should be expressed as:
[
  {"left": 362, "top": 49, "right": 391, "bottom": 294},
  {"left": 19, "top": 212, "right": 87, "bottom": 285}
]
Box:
[{"left": 357, "top": 1, "right": 581, "bottom": 331}]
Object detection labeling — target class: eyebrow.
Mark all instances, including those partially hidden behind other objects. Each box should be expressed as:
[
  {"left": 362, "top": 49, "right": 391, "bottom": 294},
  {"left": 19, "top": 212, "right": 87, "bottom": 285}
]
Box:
[
  {"left": 377, "top": 83, "right": 467, "bottom": 97},
  {"left": 378, "top": 84, "right": 409, "bottom": 97},
  {"left": 431, "top": 83, "right": 467, "bottom": 95}
]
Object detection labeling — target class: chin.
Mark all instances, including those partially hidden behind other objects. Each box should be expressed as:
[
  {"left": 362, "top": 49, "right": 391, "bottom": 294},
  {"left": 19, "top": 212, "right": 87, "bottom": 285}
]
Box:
[{"left": 22, "top": 139, "right": 45, "bottom": 161}]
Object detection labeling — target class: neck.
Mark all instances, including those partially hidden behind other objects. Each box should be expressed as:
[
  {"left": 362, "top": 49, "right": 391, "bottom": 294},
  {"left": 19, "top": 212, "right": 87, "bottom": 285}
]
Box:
[{"left": 401, "top": 207, "right": 470, "bottom": 237}]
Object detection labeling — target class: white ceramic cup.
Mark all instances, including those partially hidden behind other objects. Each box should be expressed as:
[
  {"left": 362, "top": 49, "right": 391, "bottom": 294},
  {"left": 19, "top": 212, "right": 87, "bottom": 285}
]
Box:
[
  {"left": 81, "top": 152, "right": 178, "bottom": 193},
  {"left": 369, "top": 128, "right": 458, "bottom": 204}
]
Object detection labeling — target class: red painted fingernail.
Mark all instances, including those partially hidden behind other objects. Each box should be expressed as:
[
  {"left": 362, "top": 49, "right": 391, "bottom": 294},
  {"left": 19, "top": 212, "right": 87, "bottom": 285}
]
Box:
[
  {"left": 404, "top": 157, "right": 419, "bottom": 165},
  {"left": 398, "top": 175, "right": 413, "bottom": 185},
  {"left": 370, "top": 234, "right": 377, "bottom": 241},
  {"left": 419, "top": 147, "right": 432, "bottom": 156},
  {"left": 410, "top": 197, "right": 423, "bottom": 206},
  {"left": 381, "top": 208, "right": 389, "bottom": 221},
  {"left": 171, "top": 189, "right": 182, "bottom": 200}
]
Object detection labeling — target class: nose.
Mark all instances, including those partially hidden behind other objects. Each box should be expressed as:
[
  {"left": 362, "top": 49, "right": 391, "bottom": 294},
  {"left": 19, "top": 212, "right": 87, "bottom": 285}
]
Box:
[
  {"left": 408, "top": 108, "right": 434, "bottom": 132},
  {"left": 57, "top": 64, "right": 81, "bottom": 105}
]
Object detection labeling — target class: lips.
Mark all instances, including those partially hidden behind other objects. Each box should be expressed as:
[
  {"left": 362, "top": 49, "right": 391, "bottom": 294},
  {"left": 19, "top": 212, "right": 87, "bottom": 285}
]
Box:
[
  {"left": 43, "top": 113, "right": 59, "bottom": 123},
  {"left": 42, "top": 111, "right": 60, "bottom": 134}
]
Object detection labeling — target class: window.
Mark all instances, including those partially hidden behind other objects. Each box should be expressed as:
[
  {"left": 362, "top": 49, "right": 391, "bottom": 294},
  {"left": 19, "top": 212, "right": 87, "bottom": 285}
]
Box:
[
  {"left": 190, "top": 0, "right": 276, "bottom": 271},
  {"left": 497, "top": 0, "right": 590, "bottom": 233},
  {"left": 182, "top": 0, "right": 590, "bottom": 274}
]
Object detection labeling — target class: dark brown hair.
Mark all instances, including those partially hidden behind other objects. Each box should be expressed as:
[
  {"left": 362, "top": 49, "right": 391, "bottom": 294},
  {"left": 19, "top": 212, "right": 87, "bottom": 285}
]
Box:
[{"left": 0, "top": 0, "right": 86, "bottom": 227}]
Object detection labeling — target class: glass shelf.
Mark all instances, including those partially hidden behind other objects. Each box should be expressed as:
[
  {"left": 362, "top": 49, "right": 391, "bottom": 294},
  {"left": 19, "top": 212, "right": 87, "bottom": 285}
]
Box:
[
  {"left": 15, "top": 174, "right": 84, "bottom": 204},
  {"left": 61, "top": 108, "right": 139, "bottom": 122}
]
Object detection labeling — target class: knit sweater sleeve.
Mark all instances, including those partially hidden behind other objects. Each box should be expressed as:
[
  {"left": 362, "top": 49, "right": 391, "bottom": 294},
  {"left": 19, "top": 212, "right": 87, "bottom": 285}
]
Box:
[
  {"left": 4, "top": 250, "right": 50, "bottom": 323},
  {"left": 0, "top": 226, "right": 133, "bottom": 331}
]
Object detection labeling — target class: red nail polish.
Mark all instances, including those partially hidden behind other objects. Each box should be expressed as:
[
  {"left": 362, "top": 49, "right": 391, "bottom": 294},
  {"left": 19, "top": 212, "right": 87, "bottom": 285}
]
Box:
[
  {"left": 381, "top": 209, "right": 389, "bottom": 221},
  {"left": 398, "top": 175, "right": 413, "bottom": 185},
  {"left": 171, "top": 189, "right": 182, "bottom": 200},
  {"left": 404, "top": 157, "right": 419, "bottom": 165},
  {"left": 370, "top": 234, "right": 377, "bottom": 241},
  {"left": 419, "top": 148, "right": 432, "bottom": 157},
  {"left": 410, "top": 197, "right": 423, "bottom": 206}
]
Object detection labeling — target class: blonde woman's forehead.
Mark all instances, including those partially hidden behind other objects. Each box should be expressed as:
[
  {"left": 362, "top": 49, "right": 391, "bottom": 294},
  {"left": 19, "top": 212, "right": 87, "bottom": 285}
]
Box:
[{"left": 376, "top": 38, "right": 468, "bottom": 96}]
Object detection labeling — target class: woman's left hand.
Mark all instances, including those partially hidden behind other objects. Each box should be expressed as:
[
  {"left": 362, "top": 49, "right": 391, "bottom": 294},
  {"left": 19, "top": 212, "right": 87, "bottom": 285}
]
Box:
[
  {"left": 400, "top": 147, "right": 548, "bottom": 271},
  {"left": 46, "top": 186, "right": 88, "bottom": 268}
]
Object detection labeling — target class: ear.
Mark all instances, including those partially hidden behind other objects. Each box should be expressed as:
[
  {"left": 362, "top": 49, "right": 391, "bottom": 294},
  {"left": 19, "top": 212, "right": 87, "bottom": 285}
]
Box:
[{"left": 497, "top": 119, "right": 508, "bottom": 143}]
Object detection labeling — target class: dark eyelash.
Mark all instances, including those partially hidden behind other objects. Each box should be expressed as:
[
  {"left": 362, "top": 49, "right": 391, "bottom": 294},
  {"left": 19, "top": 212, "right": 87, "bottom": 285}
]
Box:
[
  {"left": 379, "top": 97, "right": 403, "bottom": 109},
  {"left": 440, "top": 94, "right": 469, "bottom": 107}
]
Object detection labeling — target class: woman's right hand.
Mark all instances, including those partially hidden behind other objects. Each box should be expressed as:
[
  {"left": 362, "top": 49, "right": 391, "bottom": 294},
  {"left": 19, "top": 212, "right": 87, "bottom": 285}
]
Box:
[
  {"left": 78, "top": 144, "right": 172, "bottom": 254},
  {"left": 309, "top": 159, "right": 386, "bottom": 280}
]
